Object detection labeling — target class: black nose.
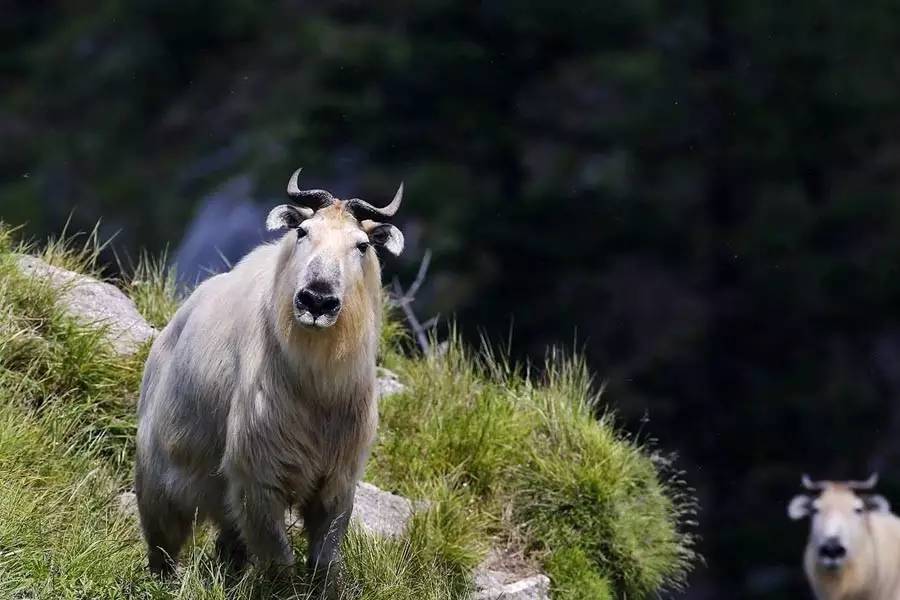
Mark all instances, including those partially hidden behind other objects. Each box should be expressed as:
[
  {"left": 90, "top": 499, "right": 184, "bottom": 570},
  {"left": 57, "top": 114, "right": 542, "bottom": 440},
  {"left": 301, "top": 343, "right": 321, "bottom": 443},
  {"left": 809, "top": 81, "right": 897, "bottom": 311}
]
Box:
[
  {"left": 295, "top": 287, "right": 341, "bottom": 317},
  {"left": 819, "top": 538, "right": 847, "bottom": 560}
]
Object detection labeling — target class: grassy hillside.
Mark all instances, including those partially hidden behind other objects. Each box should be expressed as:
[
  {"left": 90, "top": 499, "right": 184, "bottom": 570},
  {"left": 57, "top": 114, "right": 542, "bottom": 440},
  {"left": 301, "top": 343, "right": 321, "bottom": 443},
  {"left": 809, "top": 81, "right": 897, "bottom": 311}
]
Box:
[{"left": 0, "top": 224, "right": 696, "bottom": 599}]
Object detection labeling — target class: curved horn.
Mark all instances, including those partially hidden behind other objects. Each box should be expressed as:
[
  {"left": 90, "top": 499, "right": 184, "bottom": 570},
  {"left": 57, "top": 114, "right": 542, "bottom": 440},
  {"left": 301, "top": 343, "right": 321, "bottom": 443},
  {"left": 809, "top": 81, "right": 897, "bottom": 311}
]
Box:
[
  {"left": 802, "top": 474, "right": 826, "bottom": 491},
  {"left": 286, "top": 167, "right": 335, "bottom": 209},
  {"left": 346, "top": 182, "right": 404, "bottom": 222},
  {"left": 847, "top": 473, "right": 879, "bottom": 491}
]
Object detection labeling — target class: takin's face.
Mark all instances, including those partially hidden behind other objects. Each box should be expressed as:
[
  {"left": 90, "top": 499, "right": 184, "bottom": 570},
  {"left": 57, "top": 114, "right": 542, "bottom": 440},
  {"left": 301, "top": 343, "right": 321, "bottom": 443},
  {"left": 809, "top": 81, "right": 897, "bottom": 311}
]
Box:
[
  {"left": 788, "top": 484, "right": 890, "bottom": 572},
  {"left": 266, "top": 202, "right": 403, "bottom": 329}
]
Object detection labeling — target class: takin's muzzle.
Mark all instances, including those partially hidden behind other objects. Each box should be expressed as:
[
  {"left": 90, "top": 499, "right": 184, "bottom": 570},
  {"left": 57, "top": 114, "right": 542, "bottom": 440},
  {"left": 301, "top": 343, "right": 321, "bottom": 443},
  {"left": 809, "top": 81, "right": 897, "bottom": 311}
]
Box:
[{"left": 294, "top": 280, "right": 342, "bottom": 328}]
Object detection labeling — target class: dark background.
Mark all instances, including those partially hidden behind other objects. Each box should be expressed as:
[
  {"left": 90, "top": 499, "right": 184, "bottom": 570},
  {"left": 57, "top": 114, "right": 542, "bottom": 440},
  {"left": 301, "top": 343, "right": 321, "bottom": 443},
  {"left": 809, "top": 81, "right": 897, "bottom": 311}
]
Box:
[{"left": 4, "top": 2, "right": 900, "bottom": 597}]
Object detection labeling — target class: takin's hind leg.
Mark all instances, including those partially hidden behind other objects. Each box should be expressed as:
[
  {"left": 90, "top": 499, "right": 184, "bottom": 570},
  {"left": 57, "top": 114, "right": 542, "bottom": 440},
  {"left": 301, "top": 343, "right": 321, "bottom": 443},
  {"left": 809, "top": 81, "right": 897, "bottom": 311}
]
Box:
[{"left": 137, "top": 491, "right": 194, "bottom": 577}]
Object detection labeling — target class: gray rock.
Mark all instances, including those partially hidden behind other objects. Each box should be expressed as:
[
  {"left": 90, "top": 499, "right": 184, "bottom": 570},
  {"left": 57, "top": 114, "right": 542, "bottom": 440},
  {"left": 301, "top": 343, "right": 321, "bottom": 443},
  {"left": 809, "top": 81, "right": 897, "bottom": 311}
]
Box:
[
  {"left": 16, "top": 255, "right": 156, "bottom": 355},
  {"left": 117, "top": 491, "right": 139, "bottom": 519},
  {"left": 375, "top": 367, "right": 406, "bottom": 400},
  {"left": 475, "top": 571, "right": 551, "bottom": 600},
  {"left": 474, "top": 551, "right": 551, "bottom": 600},
  {"left": 283, "top": 481, "right": 423, "bottom": 539},
  {"left": 352, "top": 481, "right": 419, "bottom": 537}
]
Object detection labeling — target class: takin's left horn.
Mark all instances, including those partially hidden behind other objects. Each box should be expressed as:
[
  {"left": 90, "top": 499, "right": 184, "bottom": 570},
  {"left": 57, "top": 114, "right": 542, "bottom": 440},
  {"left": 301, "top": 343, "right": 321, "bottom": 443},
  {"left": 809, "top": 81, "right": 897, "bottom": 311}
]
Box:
[{"left": 847, "top": 473, "right": 879, "bottom": 491}]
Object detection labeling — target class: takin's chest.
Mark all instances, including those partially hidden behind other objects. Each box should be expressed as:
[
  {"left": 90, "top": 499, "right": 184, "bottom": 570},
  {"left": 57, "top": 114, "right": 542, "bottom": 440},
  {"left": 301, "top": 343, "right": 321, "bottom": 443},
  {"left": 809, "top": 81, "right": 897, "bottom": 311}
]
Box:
[
  {"left": 809, "top": 566, "right": 879, "bottom": 600},
  {"left": 229, "top": 393, "right": 376, "bottom": 495}
]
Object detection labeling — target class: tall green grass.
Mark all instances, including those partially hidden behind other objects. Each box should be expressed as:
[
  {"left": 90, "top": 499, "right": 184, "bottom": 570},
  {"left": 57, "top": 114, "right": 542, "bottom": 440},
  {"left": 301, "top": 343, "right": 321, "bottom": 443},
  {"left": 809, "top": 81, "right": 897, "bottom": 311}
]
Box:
[
  {"left": 123, "top": 250, "right": 180, "bottom": 329},
  {"left": 0, "top": 222, "right": 696, "bottom": 598},
  {"left": 373, "top": 336, "right": 696, "bottom": 598},
  {"left": 0, "top": 393, "right": 476, "bottom": 600}
]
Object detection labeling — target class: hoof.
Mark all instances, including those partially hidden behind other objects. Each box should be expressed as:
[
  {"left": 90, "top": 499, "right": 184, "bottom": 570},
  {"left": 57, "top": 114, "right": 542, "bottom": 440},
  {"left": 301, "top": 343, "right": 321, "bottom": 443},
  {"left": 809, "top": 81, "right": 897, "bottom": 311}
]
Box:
[
  {"left": 308, "top": 560, "right": 345, "bottom": 599},
  {"left": 148, "top": 554, "right": 178, "bottom": 579},
  {"left": 215, "top": 532, "right": 249, "bottom": 572}
]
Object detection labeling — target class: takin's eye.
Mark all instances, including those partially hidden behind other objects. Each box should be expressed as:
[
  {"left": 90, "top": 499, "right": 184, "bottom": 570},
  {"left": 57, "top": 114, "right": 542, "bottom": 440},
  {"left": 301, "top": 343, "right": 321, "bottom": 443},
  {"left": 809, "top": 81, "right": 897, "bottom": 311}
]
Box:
[
  {"left": 296, "top": 228, "right": 308, "bottom": 241},
  {"left": 356, "top": 241, "right": 371, "bottom": 254},
  {"left": 854, "top": 506, "right": 865, "bottom": 515}
]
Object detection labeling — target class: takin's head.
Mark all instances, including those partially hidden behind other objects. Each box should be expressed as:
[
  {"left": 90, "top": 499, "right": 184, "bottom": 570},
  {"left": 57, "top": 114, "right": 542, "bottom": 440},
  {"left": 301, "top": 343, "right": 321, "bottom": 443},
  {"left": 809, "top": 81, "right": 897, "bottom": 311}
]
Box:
[
  {"left": 266, "top": 168, "right": 405, "bottom": 330},
  {"left": 788, "top": 474, "right": 890, "bottom": 572}
]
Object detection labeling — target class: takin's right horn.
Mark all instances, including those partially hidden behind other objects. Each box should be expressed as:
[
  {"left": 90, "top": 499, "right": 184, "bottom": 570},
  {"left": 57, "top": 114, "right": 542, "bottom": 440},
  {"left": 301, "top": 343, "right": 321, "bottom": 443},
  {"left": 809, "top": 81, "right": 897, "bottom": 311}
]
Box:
[
  {"left": 286, "top": 167, "right": 336, "bottom": 210},
  {"left": 801, "top": 474, "right": 827, "bottom": 491}
]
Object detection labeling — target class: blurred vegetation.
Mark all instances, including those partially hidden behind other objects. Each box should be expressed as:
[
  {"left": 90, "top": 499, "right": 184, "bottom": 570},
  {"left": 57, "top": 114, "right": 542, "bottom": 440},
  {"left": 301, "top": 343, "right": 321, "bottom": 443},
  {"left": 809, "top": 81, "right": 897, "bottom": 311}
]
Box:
[{"left": 4, "top": 1, "right": 900, "bottom": 596}]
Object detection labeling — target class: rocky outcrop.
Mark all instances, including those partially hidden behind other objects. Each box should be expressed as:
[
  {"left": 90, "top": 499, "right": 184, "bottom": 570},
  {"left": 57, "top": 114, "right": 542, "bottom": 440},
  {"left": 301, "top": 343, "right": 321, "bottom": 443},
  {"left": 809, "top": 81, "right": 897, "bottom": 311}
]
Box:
[
  {"left": 18, "top": 256, "right": 550, "bottom": 599},
  {"left": 375, "top": 366, "right": 406, "bottom": 400},
  {"left": 351, "top": 481, "right": 419, "bottom": 537},
  {"left": 474, "top": 550, "right": 550, "bottom": 600},
  {"left": 476, "top": 572, "right": 551, "bottom": 600},
  {"left": 16, "top": 255, "right": 156, "bottom": 355}
]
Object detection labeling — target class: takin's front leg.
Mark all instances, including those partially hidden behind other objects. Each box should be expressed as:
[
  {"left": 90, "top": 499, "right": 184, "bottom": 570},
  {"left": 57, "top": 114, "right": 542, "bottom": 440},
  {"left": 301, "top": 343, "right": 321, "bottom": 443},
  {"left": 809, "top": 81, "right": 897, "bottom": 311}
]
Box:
[
  {"left": 228, "top": 481, "right": 294, "bottom": 568},
  {"left": 303, "top": 485, "right": 355, "bottom": 582}
]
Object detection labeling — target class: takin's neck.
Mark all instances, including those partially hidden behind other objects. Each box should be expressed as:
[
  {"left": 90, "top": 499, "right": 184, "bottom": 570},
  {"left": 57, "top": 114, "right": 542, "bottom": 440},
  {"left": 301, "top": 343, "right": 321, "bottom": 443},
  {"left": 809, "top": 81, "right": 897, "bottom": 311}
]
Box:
[{"left": 272, "top": 277, "right": 381, "bottom": 396}]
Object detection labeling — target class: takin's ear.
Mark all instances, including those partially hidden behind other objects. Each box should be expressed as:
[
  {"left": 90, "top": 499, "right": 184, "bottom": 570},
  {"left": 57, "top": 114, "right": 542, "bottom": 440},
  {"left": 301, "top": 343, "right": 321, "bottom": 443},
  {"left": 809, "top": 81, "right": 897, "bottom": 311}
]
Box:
[
  {"left": 266, "top": 204, "right": 314, "bottom": 231},
  {"left": 788, "top": 495, "right": 812, "bottom": 520},
  {"left": 361, "top": 220, "right": 404, "bottom": 256},
  {"left": 864, "top": 494, "right": 891, "bottom": 513}
]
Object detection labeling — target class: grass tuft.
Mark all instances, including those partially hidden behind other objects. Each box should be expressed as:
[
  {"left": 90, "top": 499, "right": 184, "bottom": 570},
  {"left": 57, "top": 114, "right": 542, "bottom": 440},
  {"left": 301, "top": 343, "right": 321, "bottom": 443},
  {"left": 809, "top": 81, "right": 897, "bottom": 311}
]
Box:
[
  {"left": 371, "top": 334, "right": 696, "bottom": 598},
  {"left": 37, "top": 220, "right": 108, "bottom": 277},
  {"left": 123, "top": 250, "right": 180, "bottom": 329}
]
